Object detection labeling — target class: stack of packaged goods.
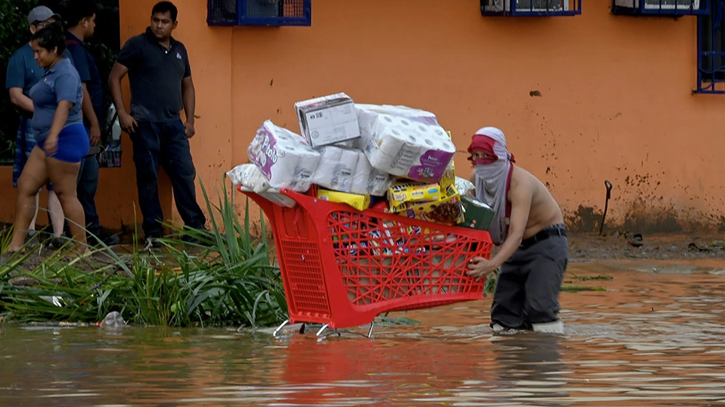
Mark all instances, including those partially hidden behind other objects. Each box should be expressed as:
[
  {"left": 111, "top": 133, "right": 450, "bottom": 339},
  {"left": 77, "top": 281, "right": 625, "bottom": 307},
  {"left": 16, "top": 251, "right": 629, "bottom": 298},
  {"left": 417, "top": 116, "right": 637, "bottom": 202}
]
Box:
[{"left": 228, "top": 92, "right": 495, "bottom": 231}]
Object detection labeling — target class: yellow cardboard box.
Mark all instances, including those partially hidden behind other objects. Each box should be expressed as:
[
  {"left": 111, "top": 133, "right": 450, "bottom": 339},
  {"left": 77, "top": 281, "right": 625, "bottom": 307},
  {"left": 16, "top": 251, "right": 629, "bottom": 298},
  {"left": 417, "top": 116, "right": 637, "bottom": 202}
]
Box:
[
  {"left": 317, "top": 188, "right": 371, "bottom": 210},
  {"left": 390, "top": 185, "right": 464, "bottom": 225},
  {"left": 388, "top": 182, "right": 441, "bottom": 206}
]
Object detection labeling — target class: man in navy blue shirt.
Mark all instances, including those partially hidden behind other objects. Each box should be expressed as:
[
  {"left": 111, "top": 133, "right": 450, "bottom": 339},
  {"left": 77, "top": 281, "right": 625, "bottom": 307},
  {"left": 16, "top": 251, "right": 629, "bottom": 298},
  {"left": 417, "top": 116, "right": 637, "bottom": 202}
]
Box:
[
  {"left": 5, "top": 6, "right": 67, "bottom": 245},
  {"left": 109, "top": 1, "right": 206, "bottom": 247},
  {"left": 65, "top": 0, "right": 120, "bottom": 246}
]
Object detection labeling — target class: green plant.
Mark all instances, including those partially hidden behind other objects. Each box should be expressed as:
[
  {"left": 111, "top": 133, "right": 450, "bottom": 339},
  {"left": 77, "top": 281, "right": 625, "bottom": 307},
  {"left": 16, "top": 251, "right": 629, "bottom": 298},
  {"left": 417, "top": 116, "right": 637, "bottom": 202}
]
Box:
[{"left": 0, "top": 180, "right": 287, "bottom": 328}]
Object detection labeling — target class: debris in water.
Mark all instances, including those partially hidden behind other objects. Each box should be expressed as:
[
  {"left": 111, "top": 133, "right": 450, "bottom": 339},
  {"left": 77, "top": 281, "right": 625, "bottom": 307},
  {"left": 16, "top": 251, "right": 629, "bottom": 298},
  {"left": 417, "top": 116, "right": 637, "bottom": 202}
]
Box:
[
  {"left": 628, "top": 233, "right": 644, "bottom": 247},
  {"left": 561, "top": 285, "right": 606, "bottom": 293},
  {"left": 101, "top": 311, "right": 126, "bottom": 329},
  {"left": 375, "top": 316, "right": 421, "bottom": 326}
]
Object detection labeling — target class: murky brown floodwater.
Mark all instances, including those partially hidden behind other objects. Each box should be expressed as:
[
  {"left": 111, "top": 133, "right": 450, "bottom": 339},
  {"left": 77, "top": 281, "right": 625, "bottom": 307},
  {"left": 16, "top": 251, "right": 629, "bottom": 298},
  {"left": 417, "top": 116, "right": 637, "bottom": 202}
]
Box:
[{"left": 1, "top": 262, "right": 725, "bottom": 406}]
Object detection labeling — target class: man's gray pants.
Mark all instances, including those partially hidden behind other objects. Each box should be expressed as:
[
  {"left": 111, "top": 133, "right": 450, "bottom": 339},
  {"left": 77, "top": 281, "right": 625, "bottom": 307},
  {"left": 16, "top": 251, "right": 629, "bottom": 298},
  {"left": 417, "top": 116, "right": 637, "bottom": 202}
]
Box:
[{"left": 490, "top": 225, "right": 569, "bottom": 330}]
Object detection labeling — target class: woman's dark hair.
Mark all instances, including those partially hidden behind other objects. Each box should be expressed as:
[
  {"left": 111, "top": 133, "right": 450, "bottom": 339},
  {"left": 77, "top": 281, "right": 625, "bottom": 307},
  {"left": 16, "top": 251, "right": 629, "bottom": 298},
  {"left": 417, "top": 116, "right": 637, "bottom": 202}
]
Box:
[{"left": 31, "top": 21, "right": 67, "bottom": 55}]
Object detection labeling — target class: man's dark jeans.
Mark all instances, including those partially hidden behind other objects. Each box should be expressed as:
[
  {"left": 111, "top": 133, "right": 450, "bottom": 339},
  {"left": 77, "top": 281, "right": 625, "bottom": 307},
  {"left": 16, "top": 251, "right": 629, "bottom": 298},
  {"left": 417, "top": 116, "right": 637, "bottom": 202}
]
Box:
[
  {"left": 77, "top": 152, "right": 101, "bottom": 236},
  {"left": 131, "top": 120, "right": 206, "bottom": 238}
]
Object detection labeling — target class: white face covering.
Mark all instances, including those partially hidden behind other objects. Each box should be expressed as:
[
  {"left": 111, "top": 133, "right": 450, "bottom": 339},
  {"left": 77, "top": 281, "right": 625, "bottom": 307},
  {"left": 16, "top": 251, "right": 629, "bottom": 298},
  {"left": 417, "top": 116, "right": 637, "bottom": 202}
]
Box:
[{"left": 471, "top": 127, "right": 514, "bottom": 245}]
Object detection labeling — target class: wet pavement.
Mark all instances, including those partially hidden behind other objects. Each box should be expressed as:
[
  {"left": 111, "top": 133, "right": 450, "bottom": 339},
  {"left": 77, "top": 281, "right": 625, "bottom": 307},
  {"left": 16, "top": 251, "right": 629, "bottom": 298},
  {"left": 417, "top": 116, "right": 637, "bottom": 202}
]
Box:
[{"left": 1, "top": 261, "right": 724, "bottom": 406}]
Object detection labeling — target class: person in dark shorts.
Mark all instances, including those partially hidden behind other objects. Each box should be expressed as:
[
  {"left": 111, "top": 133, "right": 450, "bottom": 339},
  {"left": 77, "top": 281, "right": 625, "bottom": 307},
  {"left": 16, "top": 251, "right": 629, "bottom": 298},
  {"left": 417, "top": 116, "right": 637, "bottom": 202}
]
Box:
[
  {"left": 108, "top": 1, "right": 206, "bottom": 248},
  {"left": 466, "top": 127, "right": 568, "bottom": 334},
  {"left": 65, "top": 0, "right": 121, "bottom": 246},
  {"left": 7, "top": 23, "right": 90, "bottom": 256},
  {"left": 6, "top": 6, "right": 68, "bottom": 244}
]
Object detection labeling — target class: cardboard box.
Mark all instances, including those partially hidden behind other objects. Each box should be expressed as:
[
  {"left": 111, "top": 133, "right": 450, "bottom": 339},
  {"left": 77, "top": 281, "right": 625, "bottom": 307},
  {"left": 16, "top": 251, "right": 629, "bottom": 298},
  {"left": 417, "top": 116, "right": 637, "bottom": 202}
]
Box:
[
  {"left": 295, "top": 93, "right": 361, "bottom": 147},
  {"left": 391, "top": 185, "right": 464, "bottom": 225},
  {"left": 388, "top": 182, "right": 442, "bottom": 206},
  {"left": 317, "top": 188, "right": 370, "bottom": 211},
  {"left": 460, "top": 194, "right": 495, "bottom": 230}
]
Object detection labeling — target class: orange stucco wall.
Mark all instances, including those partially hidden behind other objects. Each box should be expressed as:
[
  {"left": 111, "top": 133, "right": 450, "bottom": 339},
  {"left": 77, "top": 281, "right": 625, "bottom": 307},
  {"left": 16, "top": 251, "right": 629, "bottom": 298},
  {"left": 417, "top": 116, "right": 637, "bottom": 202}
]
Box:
[
  {"left": 2, "top": 0, "right": 723, "bottom": 234},
  {"left": 227, "top": 0, "right": 725, "bottom": 233}
]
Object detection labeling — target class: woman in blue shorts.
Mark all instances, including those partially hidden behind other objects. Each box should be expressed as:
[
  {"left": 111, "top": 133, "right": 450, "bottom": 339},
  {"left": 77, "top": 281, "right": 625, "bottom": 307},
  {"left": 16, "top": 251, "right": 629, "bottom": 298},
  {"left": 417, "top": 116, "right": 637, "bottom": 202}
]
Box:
[{"left": 8, "top": 22, "right": 90, "bottom": 255}]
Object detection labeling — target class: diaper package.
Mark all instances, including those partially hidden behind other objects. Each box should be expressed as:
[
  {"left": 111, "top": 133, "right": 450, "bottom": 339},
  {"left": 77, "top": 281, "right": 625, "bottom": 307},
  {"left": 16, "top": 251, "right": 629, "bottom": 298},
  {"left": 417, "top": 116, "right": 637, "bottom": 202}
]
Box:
[{"left": 247, "top": 120, "right": 321, "bottom": 192}]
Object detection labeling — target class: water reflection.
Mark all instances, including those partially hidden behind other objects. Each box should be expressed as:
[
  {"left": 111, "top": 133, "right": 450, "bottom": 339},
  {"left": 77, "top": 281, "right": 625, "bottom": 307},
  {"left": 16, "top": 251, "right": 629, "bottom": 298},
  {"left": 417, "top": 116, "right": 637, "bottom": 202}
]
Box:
[
  {"left": 1, "top": 265, "right": 725, "bottom": 406},
  {"left": 490, "top": 334, "right": 568, "bottom": 404}
]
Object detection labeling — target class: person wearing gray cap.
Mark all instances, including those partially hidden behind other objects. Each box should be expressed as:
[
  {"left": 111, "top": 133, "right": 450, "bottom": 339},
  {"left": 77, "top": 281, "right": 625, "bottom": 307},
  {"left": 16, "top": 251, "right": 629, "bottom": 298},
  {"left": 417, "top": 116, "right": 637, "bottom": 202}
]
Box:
[
  {"left": 5, "top": 6, "right": 68, "bottom": 247},
  {"left": 27, "top": 5, "right": 61, "bottom": 26}
]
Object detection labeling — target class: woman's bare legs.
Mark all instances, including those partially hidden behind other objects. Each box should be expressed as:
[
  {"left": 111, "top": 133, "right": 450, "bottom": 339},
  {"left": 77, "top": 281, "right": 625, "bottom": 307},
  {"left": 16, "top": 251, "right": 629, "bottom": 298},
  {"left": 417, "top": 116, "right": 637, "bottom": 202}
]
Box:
[
  {"left": 47, "top": 190, "right": 65, "bottom": 237},
  {"left": 29, "top": 193, "right": 39, "bottom": 230},
  {"left": 45, "top": 155, "right": 88, "bottom": 255},
  {"left": 8, "top": 147, "right": 50, "bottom": 252}
]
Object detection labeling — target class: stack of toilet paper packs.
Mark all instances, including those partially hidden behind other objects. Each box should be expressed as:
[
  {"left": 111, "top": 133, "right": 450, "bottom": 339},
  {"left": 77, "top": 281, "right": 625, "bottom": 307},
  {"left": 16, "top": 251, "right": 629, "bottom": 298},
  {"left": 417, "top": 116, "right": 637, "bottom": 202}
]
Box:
[{"left": 229, "top": 93, "right": 492, "bottom": 228}]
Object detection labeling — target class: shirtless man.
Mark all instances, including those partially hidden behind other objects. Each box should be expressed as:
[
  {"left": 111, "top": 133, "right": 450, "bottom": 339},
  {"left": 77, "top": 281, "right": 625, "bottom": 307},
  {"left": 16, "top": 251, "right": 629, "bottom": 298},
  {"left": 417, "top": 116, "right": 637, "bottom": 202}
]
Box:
[{"left": 465, "top": 127, "right": 568, "bottom": 334}]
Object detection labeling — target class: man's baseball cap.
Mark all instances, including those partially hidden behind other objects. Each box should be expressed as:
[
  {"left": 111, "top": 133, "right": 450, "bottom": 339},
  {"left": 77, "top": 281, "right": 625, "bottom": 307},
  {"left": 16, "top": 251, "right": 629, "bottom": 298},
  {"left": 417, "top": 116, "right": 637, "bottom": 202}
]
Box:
[{"left": 27, "top": 6, "right": 61, "bottom": 25}]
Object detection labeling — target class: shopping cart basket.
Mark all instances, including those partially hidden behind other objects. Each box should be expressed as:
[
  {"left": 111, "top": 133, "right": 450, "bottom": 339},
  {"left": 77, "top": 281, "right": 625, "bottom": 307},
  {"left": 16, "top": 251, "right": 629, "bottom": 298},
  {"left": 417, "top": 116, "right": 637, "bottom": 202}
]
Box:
[{"left": 240, "top": 187, "right": 493, "bottom": 337}]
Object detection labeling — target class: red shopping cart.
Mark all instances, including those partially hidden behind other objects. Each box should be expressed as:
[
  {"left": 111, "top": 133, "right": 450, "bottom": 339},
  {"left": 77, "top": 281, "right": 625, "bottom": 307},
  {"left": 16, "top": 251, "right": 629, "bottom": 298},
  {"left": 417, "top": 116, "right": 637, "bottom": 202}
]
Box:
[{"left": 240, "top": 186, "right": 493, "bottom": 337}]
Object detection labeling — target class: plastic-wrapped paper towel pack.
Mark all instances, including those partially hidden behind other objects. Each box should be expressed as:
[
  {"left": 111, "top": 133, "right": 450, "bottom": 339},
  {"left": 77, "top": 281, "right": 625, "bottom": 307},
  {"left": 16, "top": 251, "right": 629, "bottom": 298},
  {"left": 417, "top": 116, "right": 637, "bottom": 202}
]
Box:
[
  {"left": 227, "top": 163, "right": 270, "bottom": 193},
  {"left": 350, "top": 150, "right": 394, "bottom": 196},
  {"left": 357, "top": 107, "right": 455, "bottom": 183},
  {"left": 312, "top": 146, "right": 359, "bottom": 192},
  {"left": 226, "top": 164, "right": 296, "bottom": 208},
  {"left": 247, "top": 120, "right": 321, "bottom": 192}
]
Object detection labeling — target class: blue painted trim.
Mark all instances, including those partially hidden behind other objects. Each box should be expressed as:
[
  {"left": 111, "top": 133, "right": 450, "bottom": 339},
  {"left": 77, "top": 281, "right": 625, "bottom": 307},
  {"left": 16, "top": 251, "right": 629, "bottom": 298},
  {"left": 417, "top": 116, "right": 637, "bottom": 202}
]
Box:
[
  {"left": 611, "top": 0, "right": 709, "bottom": 16},
  {"left": 696, "top": 0, "right": 725, "bottom": 93},
  {"left": 208, "top": 0, "right": 312, "bottom": 27},
  {"left": 481, "top": 0, "right": 582, "bottom": 16}
]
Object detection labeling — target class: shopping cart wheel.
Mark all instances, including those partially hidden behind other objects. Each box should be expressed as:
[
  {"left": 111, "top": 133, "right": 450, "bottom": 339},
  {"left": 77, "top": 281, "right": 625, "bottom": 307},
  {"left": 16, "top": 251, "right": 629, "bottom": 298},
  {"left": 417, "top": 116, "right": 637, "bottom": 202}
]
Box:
[
  {"left": 272, "top": 319, "right": 290, "bottom": 337},
  {"left": 367, "top": 321, "right": 375, "bottom": 338}
]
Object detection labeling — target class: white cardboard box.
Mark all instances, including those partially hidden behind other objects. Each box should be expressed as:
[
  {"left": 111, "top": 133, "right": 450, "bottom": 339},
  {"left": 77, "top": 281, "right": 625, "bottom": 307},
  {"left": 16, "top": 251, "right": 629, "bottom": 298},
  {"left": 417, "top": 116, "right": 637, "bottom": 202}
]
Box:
[{"left": 295, "top": 93, "right": 361, "bottom": 147}]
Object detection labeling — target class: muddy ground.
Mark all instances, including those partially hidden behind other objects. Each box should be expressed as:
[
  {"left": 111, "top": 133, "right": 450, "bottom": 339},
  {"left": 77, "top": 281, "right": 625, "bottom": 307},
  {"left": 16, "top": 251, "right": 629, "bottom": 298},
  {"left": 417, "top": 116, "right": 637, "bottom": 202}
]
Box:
[{"left": 568, "top": 232, "right": 725, "bottom": 261}]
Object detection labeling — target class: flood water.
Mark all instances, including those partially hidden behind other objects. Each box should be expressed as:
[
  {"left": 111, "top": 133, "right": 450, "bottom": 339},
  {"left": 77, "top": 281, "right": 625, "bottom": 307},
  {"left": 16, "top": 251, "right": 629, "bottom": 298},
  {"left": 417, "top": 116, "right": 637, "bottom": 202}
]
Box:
[{"left": 1, "top": 261, "right": 725, "bottom": 406}]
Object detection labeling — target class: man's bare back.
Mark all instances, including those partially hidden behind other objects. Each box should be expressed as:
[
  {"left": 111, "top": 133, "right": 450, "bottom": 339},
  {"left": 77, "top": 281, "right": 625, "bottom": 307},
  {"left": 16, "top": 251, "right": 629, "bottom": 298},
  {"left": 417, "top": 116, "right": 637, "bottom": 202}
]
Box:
[{"left": 508, "top": 166, "right": 564, "bottom": 240}]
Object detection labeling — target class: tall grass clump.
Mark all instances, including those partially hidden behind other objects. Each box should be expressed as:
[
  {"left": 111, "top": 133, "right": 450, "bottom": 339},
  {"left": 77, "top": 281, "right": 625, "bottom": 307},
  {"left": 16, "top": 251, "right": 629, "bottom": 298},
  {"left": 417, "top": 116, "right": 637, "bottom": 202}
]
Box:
[{"left": 0, "top": 181, "right": 287, "bottom": 328}]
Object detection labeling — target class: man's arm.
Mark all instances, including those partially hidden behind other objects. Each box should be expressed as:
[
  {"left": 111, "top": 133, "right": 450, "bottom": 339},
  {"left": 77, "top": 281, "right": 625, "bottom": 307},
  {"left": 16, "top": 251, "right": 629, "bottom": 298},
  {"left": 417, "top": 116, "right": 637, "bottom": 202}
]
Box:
[
  {"left": 181, "top": 75, "right": 196, "bottom": 138},
  {"left": 466, "top": 174, "right": 533, "bottom": 280},
  {"left": 81, "top": 83, "right": 101, "bottom": 145},
  {"left": 6, "top": 53, "right": 33, "bottom": 114},
  {"left": 108, "top": 62, "right": 137, "bottom": 133},
  {"left": 8, "top": 88, "right": 34, "bottom": 114}
]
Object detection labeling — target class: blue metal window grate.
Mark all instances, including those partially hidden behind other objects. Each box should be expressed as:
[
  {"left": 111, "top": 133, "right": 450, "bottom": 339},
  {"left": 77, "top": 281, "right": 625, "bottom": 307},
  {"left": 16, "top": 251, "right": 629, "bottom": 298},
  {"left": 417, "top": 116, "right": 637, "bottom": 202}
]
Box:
[
  {"left": 481, "top": 0, "right": 582, "bottom": 16},
  {"left": 208, "top": 0, "right": 311, "bottom": 26},
  {"left": 697, "top": 0, "right": 725, "bottom": 93},
  {"left": 611, "top": 0, "right": 709, "bottom": 15}
]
